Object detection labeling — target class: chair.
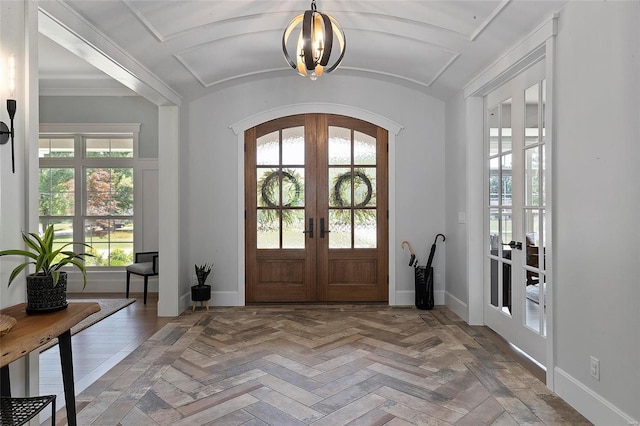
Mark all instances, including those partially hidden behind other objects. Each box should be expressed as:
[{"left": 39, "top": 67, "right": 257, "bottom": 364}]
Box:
[
  {"left": 0, "top": 395, "right": 56, "bottom": 426},
  {"left": 126, "top": 251, "right": 158, "bottom": 304}
]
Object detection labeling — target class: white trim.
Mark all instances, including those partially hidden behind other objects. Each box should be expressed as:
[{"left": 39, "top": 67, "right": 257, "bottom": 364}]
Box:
[
  {"left": 395, "top": 290, "right": 446, "bottom": 308},
  {"left": 543, "top": 35, "right": 556, "bottom": 390},
  {"left": 394, "top": 290, "right": 416, "bottom": 307},
  {"left": 445, "top": 290, "right": 469, "bottom": 323},
  {"left": 388, "top": 125, "right": 397, "bottom": 305},
  {"left": 230, "top": 103, "right": 403, "bottom": 137},
  {"left": 469, "top": 0, "right": 511, "bottom": 41},
  {"left": 157, "top": 106, "right": 180, "bottom": 316},
  {"left": 464, "top": 14, "right": 558, "bottom": 98},
  {"left": 554, "top": 368, "right": 638, "bottom": 426},
  {"left": 40, "top": 123, "right": 141, "bottom": 134},
  {"left": 232, "top": 103, "right": 403, "bottom": 306},
  {"left": 236, "top": 132, "right": 245, "bottom": 306}
]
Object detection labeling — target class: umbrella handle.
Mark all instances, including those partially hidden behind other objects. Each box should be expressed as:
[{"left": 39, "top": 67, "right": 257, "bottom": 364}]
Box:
[
  {"left": 434, "top": 234, "right": 446, "bottom": 244},
  {"left": 401, "top": 240, "right": 415, "bottom": 256}
]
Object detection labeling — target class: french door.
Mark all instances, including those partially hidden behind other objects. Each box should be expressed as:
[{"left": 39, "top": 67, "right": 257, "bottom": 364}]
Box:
[
  {"left": 485, "top": 60, "right": 547, "bottom": 364},
  {"left": 245, "top": 114, "right": 388, "bottom": 303}
]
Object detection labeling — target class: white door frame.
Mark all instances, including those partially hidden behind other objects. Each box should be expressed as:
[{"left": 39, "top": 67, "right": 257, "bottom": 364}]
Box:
[
  {"left": 230, "top": 103, "right": 403, "bottom": 306},
  {"left": 464, "top": 15, "right": 557, "bottom": 389}
]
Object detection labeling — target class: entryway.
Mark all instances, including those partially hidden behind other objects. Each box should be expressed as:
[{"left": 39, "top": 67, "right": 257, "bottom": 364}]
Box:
[{"left": 245, "top": 114, "right": 388, "bottom": 302}]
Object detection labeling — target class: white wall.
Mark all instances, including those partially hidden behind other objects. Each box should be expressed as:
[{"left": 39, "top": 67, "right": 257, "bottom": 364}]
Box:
[
  {"left": 552, "top": 2, "right": 640, "bottom": 424},
  {"left": 186, "top": 74, "right": 446, "bottom": 305},
  {"left": 0, "top": 0, "right": 36, "bottom": 398},
  {"left": 0, "top": 0, "right": 28, "bottom": 310},
  {"left": 444, "top": 92, "right": 469, "bottom": 318}
]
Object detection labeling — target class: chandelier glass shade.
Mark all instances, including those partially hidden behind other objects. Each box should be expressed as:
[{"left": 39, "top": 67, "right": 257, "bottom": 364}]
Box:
[{"left": 282, "top": 0, "right": 346, "bottom": 80}]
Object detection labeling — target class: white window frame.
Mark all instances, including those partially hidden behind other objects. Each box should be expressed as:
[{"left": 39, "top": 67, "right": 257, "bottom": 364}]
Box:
[{"left": 39, "top": 123, "right": 141, "bottom": 269}]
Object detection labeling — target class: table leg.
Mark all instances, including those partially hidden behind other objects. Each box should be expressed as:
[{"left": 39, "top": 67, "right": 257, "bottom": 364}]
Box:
[
  {"left": 58, "top": 329, "right": 77, "bottom": 426},
  {"left": 0, "top": 365, "right": 10, "bottom": 397}
]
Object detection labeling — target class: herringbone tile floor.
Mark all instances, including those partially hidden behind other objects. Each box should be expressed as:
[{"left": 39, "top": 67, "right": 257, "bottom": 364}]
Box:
[{"left": 73, "top": 305, "right": 591, "bottom": 425}]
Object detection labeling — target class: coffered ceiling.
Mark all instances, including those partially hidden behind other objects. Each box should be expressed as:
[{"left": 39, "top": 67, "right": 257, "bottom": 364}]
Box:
[{"left": 38, "top": 0, "right": 567, "bottom": 101}]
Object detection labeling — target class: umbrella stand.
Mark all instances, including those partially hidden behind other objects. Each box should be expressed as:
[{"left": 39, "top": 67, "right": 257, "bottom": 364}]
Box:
[{"left": 413, "top": 233, "right": 445, "bottom": 310}]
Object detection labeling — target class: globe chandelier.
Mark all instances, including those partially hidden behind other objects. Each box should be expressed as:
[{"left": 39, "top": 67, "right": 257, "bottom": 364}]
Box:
[{"left": 282, "top": 0, "right": 346, "bottom": 80}]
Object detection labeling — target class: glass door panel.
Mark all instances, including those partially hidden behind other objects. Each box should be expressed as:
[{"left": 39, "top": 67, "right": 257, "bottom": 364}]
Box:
[
  {"left": 327, "top": 127, "right": 378, "bottom": 250},
  {"left": 488, "top": 98, "right": 513, "bottom": 316},
  {"left": 256, "top": 127, "right": 306, "bottom": 249},
  {"left": 523, "top": 80, "right": 547, "bottom": 338}
]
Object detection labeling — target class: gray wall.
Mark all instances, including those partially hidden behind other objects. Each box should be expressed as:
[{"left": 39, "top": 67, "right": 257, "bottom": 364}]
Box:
[
  {"left": 185, "top": 74, "right": 446, "bottom": 305},
  {"left": 444, "top": 92, "right": 468, "bottom": 308},
  {"left": 40, "top": 96, "right": 159, "bottom": 158},
  {"left": 553, "top": 1, "right": 639, "bottom": 423}
]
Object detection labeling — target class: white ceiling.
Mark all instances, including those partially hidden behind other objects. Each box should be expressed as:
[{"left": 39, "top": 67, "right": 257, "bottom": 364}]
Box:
[{"left": 38, "top": 0, "right": 568, "bottom": 101}]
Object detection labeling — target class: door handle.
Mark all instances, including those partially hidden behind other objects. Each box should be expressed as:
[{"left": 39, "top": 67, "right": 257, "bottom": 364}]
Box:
[
  {"left": 320, "top": 218, "right": 331, "bottom": 238},
  {"left": 302, "top": 218, "right": 314, "bottom": 238},
  {"left": 504, "top": 240, "right": 523, "bottom": 250}
]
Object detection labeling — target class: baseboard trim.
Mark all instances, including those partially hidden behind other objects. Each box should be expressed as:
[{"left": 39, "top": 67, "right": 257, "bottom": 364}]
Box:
[
  {"left": 554, "top": 367, "right": 638, "bottom": 426},
  {"left": 394, "top": 290, "right": 445, "bottom": 307},
  {"left": 179, "top": 291, "right": 241, "bottom": 312},
  {"left": 212, "top": 291, "right": 242, "bottom": 306},
  {"left": 444, "top": 291, "right": 468, "bottom": 323}
]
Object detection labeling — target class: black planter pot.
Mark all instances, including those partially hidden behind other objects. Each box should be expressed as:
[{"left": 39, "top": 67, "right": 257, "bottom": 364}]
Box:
[
  {"left": 191, "top": 285, "right": 211, "bottom": 311},
  {"left": 26, "top": 272, "right": 68, "bottom": 314}
]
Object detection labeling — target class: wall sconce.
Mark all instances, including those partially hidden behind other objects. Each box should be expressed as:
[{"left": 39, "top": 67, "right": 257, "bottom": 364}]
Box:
[
  {"left": 0, "top": 54, "right": 16, "bottom": 173},
  {"left": 282, "top": 0, "right": 346, "bottom": 80}
]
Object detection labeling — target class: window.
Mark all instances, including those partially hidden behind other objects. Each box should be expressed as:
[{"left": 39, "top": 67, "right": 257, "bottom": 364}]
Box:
[{"left": 39, "top": 125, "right": 140, "bottom": 267}]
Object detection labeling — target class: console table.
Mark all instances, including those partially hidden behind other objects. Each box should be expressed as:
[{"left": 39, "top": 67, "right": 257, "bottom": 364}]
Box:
[{"left": 0, "top": 302, "right": 100, "bottom": 426}]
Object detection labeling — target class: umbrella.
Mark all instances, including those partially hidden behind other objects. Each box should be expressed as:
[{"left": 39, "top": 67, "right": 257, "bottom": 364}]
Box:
[
  {"left": 407, "top": 233, "right": 445, "bottom": 310},
  {"left": 401, "top": 240, "right": 418, "bottom": 267}
]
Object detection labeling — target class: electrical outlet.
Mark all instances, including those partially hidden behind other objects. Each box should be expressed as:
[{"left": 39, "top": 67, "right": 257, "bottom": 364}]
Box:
[{"left": 590, "top": 356, "right": 600, "bottom": 381}]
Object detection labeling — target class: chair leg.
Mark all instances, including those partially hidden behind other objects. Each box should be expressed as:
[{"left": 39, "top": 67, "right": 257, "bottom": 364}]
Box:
[
  {"left": 143, "top": 276, "right": 148, "bottom": 305},
  {"left": 126, "top": 272, "right": 131, "bottom": 298}
]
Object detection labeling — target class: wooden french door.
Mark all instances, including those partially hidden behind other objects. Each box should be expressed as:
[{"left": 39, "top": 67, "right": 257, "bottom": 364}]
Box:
[{"left": 245, "top": 114, "right": 388, "bottom": 303}]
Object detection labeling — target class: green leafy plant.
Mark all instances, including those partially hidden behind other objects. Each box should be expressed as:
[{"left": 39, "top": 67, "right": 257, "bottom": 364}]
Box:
[
  {"left": 194, "top": 263, "right": 213, "bottom": 286},
  {"left": 0, "top": 224, "right": 93, "bottom": 288}
]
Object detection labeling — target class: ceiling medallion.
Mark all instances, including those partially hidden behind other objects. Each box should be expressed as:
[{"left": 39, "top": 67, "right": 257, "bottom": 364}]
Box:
[{"left": 282, "top": 0, "right": 346, "bottom": 80}]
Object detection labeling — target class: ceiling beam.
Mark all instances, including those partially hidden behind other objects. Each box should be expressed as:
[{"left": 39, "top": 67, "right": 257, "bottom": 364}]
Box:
[{"left": 38, "top": 2, "right": 182, "bottom": 107}]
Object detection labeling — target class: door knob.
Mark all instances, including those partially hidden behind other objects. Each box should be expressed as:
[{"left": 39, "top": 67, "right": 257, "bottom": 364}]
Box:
[{"left": 505, "top": 240, "right": 523, "bottom": 250}]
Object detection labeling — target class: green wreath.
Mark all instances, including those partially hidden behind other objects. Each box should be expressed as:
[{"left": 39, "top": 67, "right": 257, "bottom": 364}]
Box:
[
  {"left": 331, "top": 170, "right": 373, "bottom": 207},
  {"left": 260, "top": 169, "right": 302, "bottom": 208}
]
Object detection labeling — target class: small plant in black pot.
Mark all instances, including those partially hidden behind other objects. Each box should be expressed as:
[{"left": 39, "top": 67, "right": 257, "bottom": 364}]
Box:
[
  {"left": 191, "top": 262, "right": 213, "bottom": 311},
  {"left": 0, "top": 224, "right": 93, "bottom": 314}
]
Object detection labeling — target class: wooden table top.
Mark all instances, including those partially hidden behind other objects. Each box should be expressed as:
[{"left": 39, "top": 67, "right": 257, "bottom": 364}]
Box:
[{"left": 0, "top": 302, "right": 100, "bottom": 367}]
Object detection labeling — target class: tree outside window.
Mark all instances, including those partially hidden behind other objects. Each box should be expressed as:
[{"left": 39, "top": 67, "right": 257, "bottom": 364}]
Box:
[{"left": 39, "top": 132, "right": 137, "bottom": 267}]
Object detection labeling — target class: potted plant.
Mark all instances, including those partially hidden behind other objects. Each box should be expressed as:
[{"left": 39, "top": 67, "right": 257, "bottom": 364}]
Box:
[
  {"left": 191, "top": 262, "right": 212, "bottom": 310},
  {"left": 0, "top": 224, "right": 92, "bottom": 314}
]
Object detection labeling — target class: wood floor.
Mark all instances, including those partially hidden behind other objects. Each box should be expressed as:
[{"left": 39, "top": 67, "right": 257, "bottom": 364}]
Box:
[
  {"left": 40, "top": 299, "right": 590, "bottom": 425},
  {"left": 39, "top": 293, "right": 171, "bottom": 425}
]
